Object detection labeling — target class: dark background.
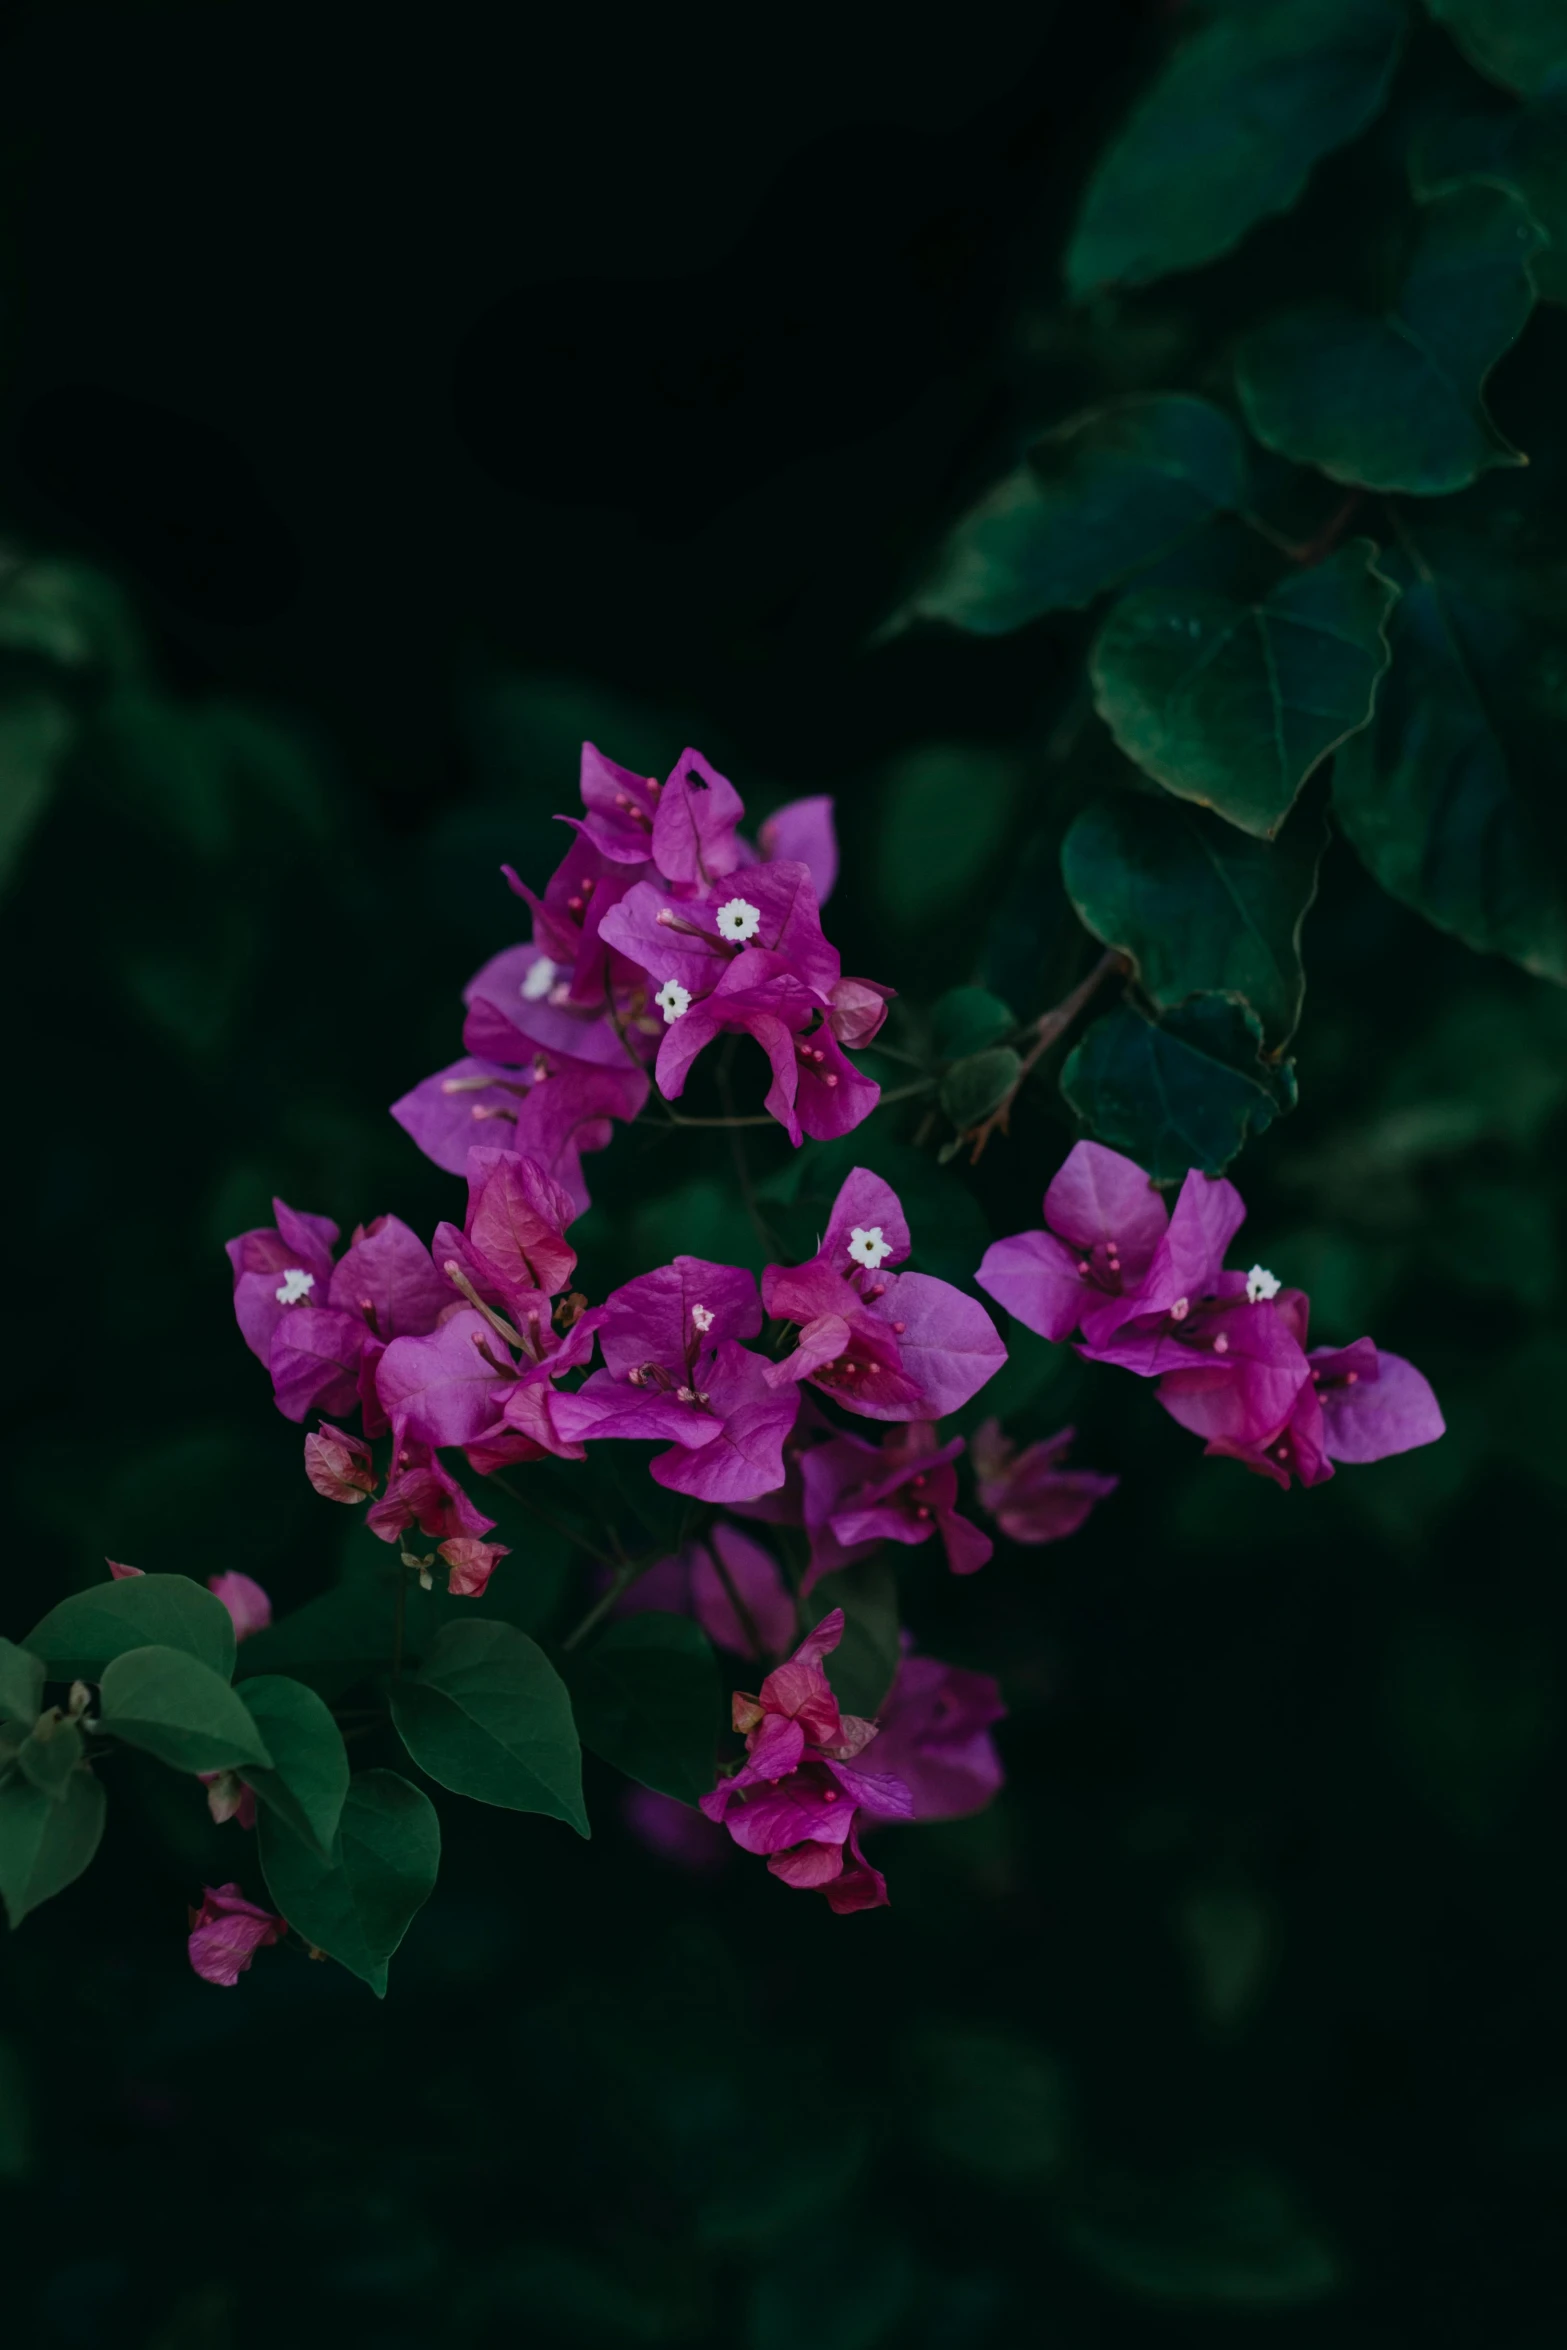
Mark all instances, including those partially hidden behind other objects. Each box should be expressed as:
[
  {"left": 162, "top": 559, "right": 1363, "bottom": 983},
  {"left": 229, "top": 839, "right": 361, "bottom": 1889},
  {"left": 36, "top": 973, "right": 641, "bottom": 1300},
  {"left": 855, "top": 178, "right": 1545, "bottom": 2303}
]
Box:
[{"left": 1, "top": 3, "right": 1563, "bottom": 2344}]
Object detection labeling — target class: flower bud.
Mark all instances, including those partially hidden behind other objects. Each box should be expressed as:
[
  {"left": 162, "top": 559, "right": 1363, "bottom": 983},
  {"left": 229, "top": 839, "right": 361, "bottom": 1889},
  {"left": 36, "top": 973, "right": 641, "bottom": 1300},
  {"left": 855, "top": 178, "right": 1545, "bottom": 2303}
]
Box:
[
  {"left": 827, "top": 976, "right": 893, "bottom": 1050},
  {"left": 304, "top": 1422, "right": 379, "bottom": 1504}
]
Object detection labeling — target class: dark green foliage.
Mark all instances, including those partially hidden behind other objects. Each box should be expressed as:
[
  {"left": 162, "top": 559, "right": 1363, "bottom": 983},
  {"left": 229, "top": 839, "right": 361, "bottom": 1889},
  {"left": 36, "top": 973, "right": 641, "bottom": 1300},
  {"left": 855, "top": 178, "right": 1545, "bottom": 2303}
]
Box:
[
  {"left": 568, "top": 1614, "right": 722, "bottom": 1805},
  {"left": 390, "top": 1620, "right": 588, "bottom": 1833},
  {"left": 1235, "top": 185, "right": 1543, "bottom": 493},
  {"left": 1333, "top": 507, "right": 1567, "bottom": 979},
  {"left": 1065, "top": 0, "right": 1406, "bottom": 294},
  {"left": 1424, "top": 0, "right": 1567, "bottom": 97},
  {"left": 1414, "top": 98, "right": 1567, "bottom": 302},
  {"left": 0, "top": 1643, "right": 42, "bottom": 1729},
  {"left": 808, "top": 1559, "right": 902, "bottom": 1718},
  {"left": 95, "top": 1646, "right": 274, "bottom": 1775},
  {"left": 1063, "top": 791, "right": 1327, "bottom": 1043},
  {"left": 1089, "top": 542, "right": 1397, "bottom": 839},
  {"left": 909, "top": 397, "right": 1246, "bottom": 631},
  {"left": 24, "top": 1575, "right": 237, "bottom": 1682},
  {"left": 0, "top": 1770, "right": 104, "bottom": 1928},
  {"left": 238, "top": 1675, "right": 352, "bottom": 1857},
  {"left": 257, "top": 1769, "right": 440, "bottom": 1996},
  {"left": 1062, "top": 995, "right": 1296, "bottom": 1180}
]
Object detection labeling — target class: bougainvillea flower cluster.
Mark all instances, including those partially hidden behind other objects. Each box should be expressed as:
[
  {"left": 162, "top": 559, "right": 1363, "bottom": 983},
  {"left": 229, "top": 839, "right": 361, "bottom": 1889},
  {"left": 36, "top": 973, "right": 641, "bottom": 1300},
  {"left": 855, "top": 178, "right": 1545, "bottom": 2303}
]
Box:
[
  {"left": 700, "top": 1609, "right": 914, "bottom": 1911},
  {"left": 390, "top": 742, "right": 889, "bottom": 1179},
  {"left": 978, "top": 1142, "right": 1444, "bottom": 1488}
]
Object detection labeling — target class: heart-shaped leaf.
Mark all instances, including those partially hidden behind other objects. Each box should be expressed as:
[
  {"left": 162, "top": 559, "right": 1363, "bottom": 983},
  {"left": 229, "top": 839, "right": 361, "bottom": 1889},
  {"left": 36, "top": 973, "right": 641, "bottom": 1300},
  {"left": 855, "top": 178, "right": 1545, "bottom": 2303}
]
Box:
[
  {"left": 1423, "top": 0, "right": 1567, "bottom": 98},
  {"left": 1414, "top": 100, "right": 1567, "bottom": 304},
  {"left": 1062, "top": 994, "right": 1296, "bottom": 1182},
  {"left": 1333, "top": 510, "right": 1567, "bottom": 982},
  {"left": 568, "top": 1614, "right": 722, "bottom": 1805},
  {"left": 238, "top": 1675, "right": 351, "bottom": 1857},
  {"left": 257, "top": 1769, "right": 439, "bottom": 1997},
  {"left": 0, "top": 1768, "right": 106, "bottom": 1926},
  {"left": 1066, "top": 0, "right": 1406, "bottom": 296},
  {"left": 1063, "top": 790, "right": 1328, "bottom": 1043},
  {"left": 390, "top": 1620, "right": 586, "bottom": 1834},
  {"left": 26, "top": 1575, "right": 236, "bottom": 1683},
  {"left": 1235, "top": 185, "right": 1543, "bottom": 494},
  {"left": 1090, "top": 541, "right": 1397, "bottom": 838},
  {"left": 97, "top": 1646, "right": 272, "bottom": 1774},
  {"left": 906, "top": 397, "right": 1246, "bottom": 633}
]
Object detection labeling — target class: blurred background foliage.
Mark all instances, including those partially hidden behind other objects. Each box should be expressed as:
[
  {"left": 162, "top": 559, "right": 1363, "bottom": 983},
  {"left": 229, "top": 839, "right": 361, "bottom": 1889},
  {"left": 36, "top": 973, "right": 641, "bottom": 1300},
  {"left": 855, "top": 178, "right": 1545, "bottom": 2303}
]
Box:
[{"left": 2, "top": 0, "right": 1566, "bottom": 2343}]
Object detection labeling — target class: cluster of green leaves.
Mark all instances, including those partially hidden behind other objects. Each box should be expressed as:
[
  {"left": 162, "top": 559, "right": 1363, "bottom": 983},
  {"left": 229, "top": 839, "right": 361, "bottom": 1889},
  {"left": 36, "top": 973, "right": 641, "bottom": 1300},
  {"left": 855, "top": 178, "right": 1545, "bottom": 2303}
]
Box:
[
  {"left": 0, "top": 1540, "right": 904, "bottom": 1991},
  {"left": 898, "top": 0, "right": 1567, "bottom": 1179}
]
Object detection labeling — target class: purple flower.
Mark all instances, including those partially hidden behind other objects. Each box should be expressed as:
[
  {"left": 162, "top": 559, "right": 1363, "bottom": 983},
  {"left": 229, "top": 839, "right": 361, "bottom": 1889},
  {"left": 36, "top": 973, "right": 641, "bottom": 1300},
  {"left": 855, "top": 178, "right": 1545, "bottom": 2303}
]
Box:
[
  {"left": 648, "top": 748, "right": 746, "bottom": 888},
  {"left": 375, "top": 1299, "right": 600, "bottom": 1470},
  {"left": 700, "top": 1609, "right": 914, "bottom": 1912},
  {"left": 620, "top": 1523, "right": 797, "bottom": 1659},
  {"left": 977, "top": 1141, "right": 1241, "bottom": 1350},
  {"left": 970, "top": 1420, "right": 1118, "bottom": 1544},
  {"left": 227, "top": 1200, "right": 454, "bottom": 1425},
  {"left": 576, "top": 741, "right": 664, "bottom": 865},
  {"left": 365, "top": 1438, "right": 498, "bottom": 1545},
  {"left": 393, "top": 1049, "right": 647, "bottom": 1214},
  {"left": 867, "top": 1648, "right": 1006, "bottom": 1822},
  {"left": 187, "top": 1883, "right": 287, "bottom": 1987},
  {"left": 433, "top": 1147, "right": 578, "bottom": 1320},
  {"left": 208, "top": 1573, "right": 272, "bottom": 1643},
  {"left": 762, "top": 1168, "right": 1007, "bottom": 1422},
  {"left": 799, "top": 1421, "right": 992, "bottom": 1589},
  {"left": 757, "top": 794, "right": 838, "bottom": 902},
  {"left": 549, "top": 1258, "right": 800, "bottom": 1502}
]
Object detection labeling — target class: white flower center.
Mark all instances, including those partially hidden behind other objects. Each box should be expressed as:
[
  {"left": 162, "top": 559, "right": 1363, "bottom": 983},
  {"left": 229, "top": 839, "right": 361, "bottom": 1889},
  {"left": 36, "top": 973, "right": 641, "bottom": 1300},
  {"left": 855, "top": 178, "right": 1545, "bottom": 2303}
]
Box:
[
  {"left": 848, "top": 1225, "right": 892, "bottom": 1271},
  {"left": 716, "top": 896, "right": 762, "bottom": 944},
  {"left": 275, "top": 1268, "right": 315, "bottom": 1306},
  {"left": 1246, "top": 1265, "right": 1281, "bottom": 1304},
  {"left": 655, "top": 979, "right": 692, "bottom": 1023},
  {"left": 691, "top": 1303, "right": 714, "bottom": 1332},
  {"left": 521, "top": 955, "right": 558, "bottom": 1001}
]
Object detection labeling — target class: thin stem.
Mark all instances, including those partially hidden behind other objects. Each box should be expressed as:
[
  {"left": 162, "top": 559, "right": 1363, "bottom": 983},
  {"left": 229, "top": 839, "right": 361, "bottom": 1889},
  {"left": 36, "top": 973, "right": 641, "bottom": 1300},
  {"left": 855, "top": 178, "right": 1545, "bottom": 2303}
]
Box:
[
  {"left": 561, "top": 1564, "right": 637, "bottom": 1652},
  {"left": 483, "top": 1469, "right": 619, "bottom": 1568},
  {"left": 965, "top": 951, "right": 1128, "bottom": 1162},
  {"left": 708, "top": 1542, "right": 768, "bottom": 1664}
]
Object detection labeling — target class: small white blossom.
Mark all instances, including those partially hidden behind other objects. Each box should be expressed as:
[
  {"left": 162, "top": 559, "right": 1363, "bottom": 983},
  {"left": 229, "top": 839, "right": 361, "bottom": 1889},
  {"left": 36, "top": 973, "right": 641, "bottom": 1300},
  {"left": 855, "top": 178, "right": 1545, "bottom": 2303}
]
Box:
[
  {"left": 716, "top": 896, "right": 762, "bottom": 944},
  {"left": 275, "top": 1268, "right": 316, "bottom": 1306},
  {"left": 847, "top": 1225, "right": 892, "bottom": 1271},
  {"left": 520, "top": 955, "right": 558, "bottom": 1001},
  {"left": 691, "top": 1303, "right": 715, "bottom": 1332},
  {"left": 655, "top": 978, "right": 692, "bottom": 1023},
  {"left": 1245, "top": 1264, "right": 1282, "bottom": 1304}
]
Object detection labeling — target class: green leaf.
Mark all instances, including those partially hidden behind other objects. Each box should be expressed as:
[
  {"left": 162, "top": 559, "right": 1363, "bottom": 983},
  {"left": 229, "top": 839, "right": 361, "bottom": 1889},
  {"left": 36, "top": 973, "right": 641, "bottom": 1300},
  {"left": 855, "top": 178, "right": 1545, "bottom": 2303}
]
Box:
[
  {"left": 0, "top": 1642, "right": 43, "bottom": 1730},
  {"left": 257, "top": 1769, "right": 439, "bottom": 1997},
  {"left": 908, "top": 398, "right": 1246, "bottom": 632},
  {"left": 939, "top": 1047, "right": 1022, "bottom": 1131},
  {"left": 15, "top": 1718, "right": 84, "bottom": 1802},
  {"left": 1089, "top": 541, "right": 1397, "bottom": 838},
  {"left": 1423, "top": 0, "right": 1567, "bottom": 98},
  {"left": 0, "top": 1768, "right": 105, "bottom": 1927},
  {"left": 1332, "top": 513, "right": 1567, "bottom": 982},
  {"left": 1062, "top": 994, "right": 1296, "bottom": 1181},
  {"left": 568, "top": 1614, "right": 721, "bottom": 1805},
  {"left": 930, "top": 986, "right": 1017, "bottom": 1060},
  {"left": 1235, "top": 186, "right": 1543, "bottom": 494},
  {"left": 97, "top": 1646, "right": 273, "bottom": 1774},
  {"left": 390, "top": 1620, "right": 587, "bottom": 1834},
  {"left": 0, "top": 690, "right": 76, "bottom": 898},
  {"left": 807, "top": 1558, "right": 901, "bottom": 1719},
  {"left": 1414, "top": 99, "right": 1567, "bottom": 304},
  {"left": 26, "top": 1575, "right": 236, "bottom": 1682},
  {"left": 237, "top": 1676, "right": 351, "bottom": 1858},
  {"left": 1062, "top": 792, "right": 1328, "bottom": 1043},
  {"left": 1065, "top": 0, "right": 1406, "bottom": 296}
]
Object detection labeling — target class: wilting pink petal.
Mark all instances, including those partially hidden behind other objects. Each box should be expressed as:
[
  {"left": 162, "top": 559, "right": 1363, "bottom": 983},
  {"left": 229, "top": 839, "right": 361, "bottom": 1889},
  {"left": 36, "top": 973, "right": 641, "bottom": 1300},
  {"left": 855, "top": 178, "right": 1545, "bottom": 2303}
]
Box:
[{"left": 187, "top": 1883, "right": 286, "bottom": 1987}]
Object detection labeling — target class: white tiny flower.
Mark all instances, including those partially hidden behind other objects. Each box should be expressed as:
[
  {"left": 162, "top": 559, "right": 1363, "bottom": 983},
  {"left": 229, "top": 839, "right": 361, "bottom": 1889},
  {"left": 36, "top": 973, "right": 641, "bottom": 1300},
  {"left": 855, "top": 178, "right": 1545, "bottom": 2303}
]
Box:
[
  {"left": 275, "top": 1267, "right": 316, "bottom": 1306},
  {"left": 1246, "top": 1264, "right": 1282, "bottom": 1304},
  {"left": 691, "top": 1303, "right": 715, "bottom": 1332},
  {"left": 716, "top": 896, "right": 762, "bottom": 944},
  {"left": 847, "top": 1225, "right": 892, "bottom": 1271},
  {"left": 521, "top": 955, "right": 558, "bottom": 1001},
  {"left": 655, "top": 978, "right": 692, "bottom": 1023}
]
